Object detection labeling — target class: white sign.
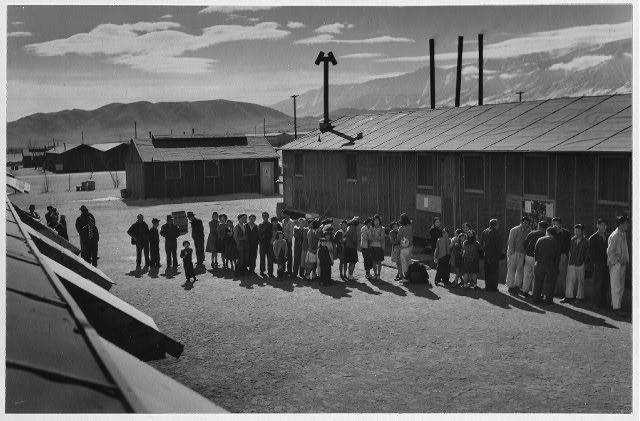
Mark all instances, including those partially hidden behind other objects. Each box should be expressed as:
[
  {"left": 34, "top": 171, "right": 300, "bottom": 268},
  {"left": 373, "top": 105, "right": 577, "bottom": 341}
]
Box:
[
  {"left": 546, "top": 203, "right": 554, "bottom": 217},
  {"left": 424, "top": 197, "right": 429, "bottom": 208},
  {"left": 524, "top": 200, "right": 532, "bottom": 213}
]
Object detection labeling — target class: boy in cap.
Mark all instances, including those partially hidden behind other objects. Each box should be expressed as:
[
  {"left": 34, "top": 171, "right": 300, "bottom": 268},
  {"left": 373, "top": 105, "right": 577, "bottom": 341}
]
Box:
[
  {"left": 561, "top": 223, "right": 588, "bottom": 303},
  {"left": 180, "top": 240, "right": 197, "bottom": 283},
  {"left": 149, "top": 218, "right": 161, "bottom": 267}
]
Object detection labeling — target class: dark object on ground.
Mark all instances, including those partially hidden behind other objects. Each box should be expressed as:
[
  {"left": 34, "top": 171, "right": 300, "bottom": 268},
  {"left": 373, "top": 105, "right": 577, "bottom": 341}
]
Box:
[{"left": 406, "top": 262, "right": 430, "bottom": 283}]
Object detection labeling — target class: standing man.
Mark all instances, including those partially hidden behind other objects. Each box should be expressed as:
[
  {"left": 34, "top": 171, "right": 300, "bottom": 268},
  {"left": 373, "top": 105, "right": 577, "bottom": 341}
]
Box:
[
  {"left": 246, "top": 214, "right": 260, "bottom": 273},
  {"left": 522, "top": 221, "right": 548, "bottom": 297},
  {"left": 149, "top": 218, "right": 161, "bottom": 268},
  {"left": 281, "top": 211, "right": 295, "bottom": 276},
  {"left": 481, "top": 218, "right": 501, "bottom": 292},
  {"left": 532, "top": 226, "right": 561, "bottom": 305},
  {"left": 160, "top": 215, "right": 181, "bottom": 269},
  {"left": 588, "top": 218, "right": 610, "bottom": 309},
  {"left": 561, "top": 224, "right": 589, "bottom": 304},
  {"left": 551, "top": 217, "right": 572, "bottom": 296},
  {"left": 82, "top": 218, "right": 100, "bottom": 267},
  {"left": 607, "top": 215, "right": 630, "bottom": 317},
  {"left": 258, "top": 212, "right": 274, "bottom": 277},
  {"left": 127, "top": 214, "right": 150, "bottom": 268},
  {"left": 506, "top": 216, "right": 530, "bottom": 293},
  {"left": 76, "top": 205, "right": 95, "bottom": 262},
  {"left": 187, "top": 212, "right": 205, "bottom": 266},
  {"left": 233, "top": 214, "right": 249, "bottom": 274}
]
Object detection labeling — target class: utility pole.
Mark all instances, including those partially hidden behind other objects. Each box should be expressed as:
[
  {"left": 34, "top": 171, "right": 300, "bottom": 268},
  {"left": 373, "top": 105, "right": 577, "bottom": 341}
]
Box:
[
  {"left": 291, "top": 94, "right": 299, "bottom": 139},
  {"left": 517, "top": 91, "right": 525, "bottom": 103}
]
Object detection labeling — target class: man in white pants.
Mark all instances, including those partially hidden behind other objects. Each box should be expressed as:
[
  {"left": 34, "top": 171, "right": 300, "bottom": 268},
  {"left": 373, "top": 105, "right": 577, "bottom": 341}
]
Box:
[
  {"left": 561, "top": 224, "right": 588, "bottom": 304},
  {"left": 607, "top": 215, "right": 630, "bottom": 317},
  {"left": 522, "top": 220, "right": 548, "bottom": 297},
  {"left": 506, "top": 216, "right": 530, "bottom": 293}
]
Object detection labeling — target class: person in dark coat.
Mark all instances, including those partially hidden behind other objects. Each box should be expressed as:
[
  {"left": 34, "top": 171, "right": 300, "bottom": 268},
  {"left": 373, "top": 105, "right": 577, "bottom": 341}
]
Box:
[
  {"left": 180, "top": 240, "right": 197, "bottom": 282},
  {"left": 318, "top": 235, "right": 333, "bottom": 286},
  {"left": 216, "top": 214, "right": 228, "bottom": 269},
  {"left": 481, "top": 218, "right": 501, "bottom": 292},
  {"left": 429, "top": 217, "right": 443, "bottom": 254},
  {"left": 160, "top": 215, "right": 181, "bottom": 269},
  {"left": 258, "top": 212, "right": 275, "bottom": 277},
  {"left": 187, "top": 212, "right": 205, "bottom": 265},
  {"left": 76, "top": 205, "right": 96, "bottom": 262},
  {"left": 522, "top": 221, "right": 548, "bottom": 297},
  {"left": 233, "top": 214, "right": 249, "bottom": 274},
  {"left": 551, "top": 217, "right": 572, "bottom": 295},
  {"left": 588, "top": 217, "right": 610, "bottom": 309},
  {"left": 149, "top": 218, "right": 161, "bottom": 267},
  {"left": 55, "top": 215, "right": 69, "bottom": 240},
  {"left": 206, "top": 212, "right": 220, "bottom": 268},
  {"left": 127, "top": 214, "right": 150, "bottom": 267},
  {"left": 45, "top": 206, "right": 54, "bottom": 227},
  {"left": 246, "top": 214, "right": 260, "bottom": 273},
  {"left": 82, "top": 218, "right": 99, "bottom": 267},
  {"left": 533, "top": 227, "right": 562, "bottom": 305}
]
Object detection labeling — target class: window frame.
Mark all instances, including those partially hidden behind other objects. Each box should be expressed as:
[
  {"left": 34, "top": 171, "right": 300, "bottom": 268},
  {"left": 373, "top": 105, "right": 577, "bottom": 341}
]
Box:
[
  {"left": 165, "top": 162, "right": 181, "bottom": 180},
  {"left": 294, "top": 153, "right": 304, "bottom": 178},
  {"left": 522, "top": 154, "right": 549, "bottom": 198},
  {"left": 242, "top": 159, "right": 257, "bottom": 176},
  {"left": 597, "top": 156, "right": 630, "bottom": 205},
  {"left": 204, "top": 160, "right": 220, "bottom": 178},
  {"left": 345, "top": 153, "right": 358, "bottom": 182},
  {"left": 416, "top": 153, "right": 435, "bottom": 189},
  {"left": 463, "top": 154, "right": 485, "bottom": 194}
]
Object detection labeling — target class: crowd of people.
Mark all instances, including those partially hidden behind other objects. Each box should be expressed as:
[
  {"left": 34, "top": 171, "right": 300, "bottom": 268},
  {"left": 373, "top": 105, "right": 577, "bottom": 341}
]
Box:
[{"left": 27, "top": 202, "right": 631, "bottom": 316}]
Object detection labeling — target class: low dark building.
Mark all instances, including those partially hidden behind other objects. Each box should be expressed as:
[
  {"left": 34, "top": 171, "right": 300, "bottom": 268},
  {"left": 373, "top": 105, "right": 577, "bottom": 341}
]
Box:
[
  {"left": 125, "top": 134, "right": 279, "bottom": 199},
  {"left": 92, "top": 142, "right": 129, "bottom": 170},
  {"left": 44, "top": 142, "right": 129, "bottom": 173}
]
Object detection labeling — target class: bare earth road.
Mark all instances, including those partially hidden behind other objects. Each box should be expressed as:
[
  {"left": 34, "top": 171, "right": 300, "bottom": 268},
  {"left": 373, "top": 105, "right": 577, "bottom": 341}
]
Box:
[{"left": 10, "top": 173, "right": 632, "bottom": 414}]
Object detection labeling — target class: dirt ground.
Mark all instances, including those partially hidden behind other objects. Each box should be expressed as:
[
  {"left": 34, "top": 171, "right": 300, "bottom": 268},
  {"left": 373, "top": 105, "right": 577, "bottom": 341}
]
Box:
[{"left": 9, "top": 173, "right": 633, "bottom": 414}]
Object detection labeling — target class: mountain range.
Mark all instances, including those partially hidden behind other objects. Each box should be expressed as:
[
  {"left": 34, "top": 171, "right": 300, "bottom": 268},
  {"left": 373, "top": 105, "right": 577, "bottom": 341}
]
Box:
[{"left": 271, "top": 39, "right": 632, "bottom": 117}]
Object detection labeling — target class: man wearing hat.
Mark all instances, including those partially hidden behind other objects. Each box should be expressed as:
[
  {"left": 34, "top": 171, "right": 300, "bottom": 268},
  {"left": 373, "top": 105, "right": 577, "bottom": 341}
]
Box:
[
  {"left": 506, "top": 216, "right": 530, "bottom": 293},
  {"left": 533, "top": 226, "right": 561, "bottom": 305},
  {"left": 561, "top": 223, "right": 589, "bottom": 303},
  {"left": 588, "top": 217, "right": 610, "bottom": 309},
  {"left": 75, "top": 205, "right": 95, "bottom": 262},
  {"left": 481, "top": 218, "right": 502, "bottom": 292},
  {"left": 187, "top": 212, "right": 205, "bottom": 265},
  {"left": 127, "top": 214, "right": 150, "bottom": 268},
  {"left": 149, "top": 218, "right": 161, "bottom": 268},
  {"left": 607, "top": 215, "right": 630, "bottom": 317},
  {"left": 522, "top": 220, "right": 548, "bottom": 297},
  {"left": 160, "top": 215, "right": 182, "bottom": 269}
]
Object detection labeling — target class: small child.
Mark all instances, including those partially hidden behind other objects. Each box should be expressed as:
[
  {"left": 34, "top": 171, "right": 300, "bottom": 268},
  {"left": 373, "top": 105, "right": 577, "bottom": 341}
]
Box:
[
  {"left": 334, "top": 220, "right": 348, "bottom": 279},
  {"left": 318, "top": 235, "right": 333, "bottom": 286},
  {"left": 450, "top": 232, "right": 467, "bottom": 288},
  {"left": 463, "top": 231, "right": 481, "bottom": 290},
  {"left": 273, "top": 231, "right": 288, "bottom": 278},
  {"left": 224, "top": 219, "right": 237, "bottom": 272},
  {"left": 389, "top": 221, "right": 402, "bottom": 280},
  {"left": 180, "top": 240, "right": 197, "bottom": 282}
]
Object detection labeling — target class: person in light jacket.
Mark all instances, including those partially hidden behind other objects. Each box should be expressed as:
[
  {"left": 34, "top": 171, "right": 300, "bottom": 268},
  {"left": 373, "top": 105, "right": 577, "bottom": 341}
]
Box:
[
  {"left": 397, "top": 213, "right": 413, "bottom": 280},
  {"left": 368, "top": 214, "right": 385, "bottom": 282},
  {"left": 506, "top": 216, "right": 530, "bottom": 293},
  {"left": 607, "top": 215, "right": 630, "bottom": 317}
]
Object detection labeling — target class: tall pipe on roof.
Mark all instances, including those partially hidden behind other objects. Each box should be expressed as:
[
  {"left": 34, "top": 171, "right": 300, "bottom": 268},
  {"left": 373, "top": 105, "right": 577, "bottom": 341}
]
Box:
[
  {"left": 429, "top": 38, "right": 436, "bottom": 109},
  {"left": 81, "top": 131, "right": 84, "bottom": 144},
  {"left": 192, "top": 128, "right": 195, "bottom": 135},
  {"left": 455, "top": 35, "right": 463, "bottom": 107},
  {"left": 134, "top": 121, "right": 137, "bottom": 139},
  {"left": 478, "top": 33, "right": 483, "bottom": 106},
  {"left": 291, "top": 94, "right": 298, "bottom": 139}
]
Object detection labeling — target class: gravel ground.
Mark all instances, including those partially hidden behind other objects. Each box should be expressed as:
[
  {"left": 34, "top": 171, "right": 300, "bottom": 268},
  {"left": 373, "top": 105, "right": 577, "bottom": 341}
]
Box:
[{"left": 10, "top": 185, "right": 633, "bottom": 414}]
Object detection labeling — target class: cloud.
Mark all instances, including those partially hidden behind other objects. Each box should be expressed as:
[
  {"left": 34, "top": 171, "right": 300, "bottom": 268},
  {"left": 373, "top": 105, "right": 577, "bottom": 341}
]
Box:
[
  {"left": 161, "top": 14, "right": 173, "bottom": 19},
  {"left": 8, "top": 31, "right": 32, "bottom": 38},
  {"left": 198, "top": 6, "right": 272, "bottom": 14},
  {"left": 314, "top": 22, "right": 354, "bottom": 34},
  {"left": 376, "top": 21, "right": 631, "bottom": 64},
  {"left": 12, "top": 21, "right": 24, "bottom": 25},
  {"left": 287, "top": 21, "right": 306, "bottom": 29},
  {"left": 294, "top": 34, "right": 414, "bottom": 45},
  {"left": 549, "top": 55, "right": 612, "bottom": 72},
  {"left": 25, "top": 21, "right": 290, "bottom": 74},
  {"left": 341, "top": 53, "right": 385, "bottom": 59}
]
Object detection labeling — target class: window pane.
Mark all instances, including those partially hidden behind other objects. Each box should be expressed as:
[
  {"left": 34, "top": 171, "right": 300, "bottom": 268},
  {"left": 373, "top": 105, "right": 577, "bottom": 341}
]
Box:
[
  {"left": 294, "top": 154, "right": 304, "bottom": 176},
  {"left": 464, "top": 156, "right": 484, "bottom": 191},
  {"left": 205, "top": 160, "right": 219, "bottom": 177},
  {"left": 417, "top": 155, "right": 434, "bottom": 187},
  {"left": 346, "top": 154, "right": 357, "bottom": 180},
  {"left": 599, "top": 157, "right": 629, "bottom": 203},
  {"left": 166, "top": 162, "right": 180, "bottom": 179},
  {"left": 243, "top": 159, "right": 256, "bottom": 175},
  {"left": 523, "top": 156, "right": 548, "bottom": 196}
]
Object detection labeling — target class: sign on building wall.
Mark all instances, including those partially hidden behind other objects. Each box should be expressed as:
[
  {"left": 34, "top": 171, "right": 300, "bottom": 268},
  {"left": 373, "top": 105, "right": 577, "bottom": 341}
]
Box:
[{"left": 416, "top": 193, "right": 441, "bottom": 213}]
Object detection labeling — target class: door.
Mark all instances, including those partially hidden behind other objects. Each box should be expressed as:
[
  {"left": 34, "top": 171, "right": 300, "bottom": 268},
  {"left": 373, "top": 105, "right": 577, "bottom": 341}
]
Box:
[{"left": 260, "top": 162, "right": 274, "bottom": 195}]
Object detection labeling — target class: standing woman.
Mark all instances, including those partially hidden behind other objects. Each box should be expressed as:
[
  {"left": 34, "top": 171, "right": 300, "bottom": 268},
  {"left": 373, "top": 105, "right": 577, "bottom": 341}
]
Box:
[
  {"left": 224, "top": 219, "right": 237, "bottom": 272},
  {"left": 344, "top": 217, "right": 360, "bottom": 281},
  {"left": 334, "top": 220, "right": 348, "bottom": 279},
  {"left": 397, "top": 213, "right": 413, "bottom": 279},
  {"left": 389, "top": 221, "right": 402, "bottom": 280},
  {"left": 361, "top": 217, "right": 373, "bottom": 280},
  {"left": 206, "top": 212, "right": 220, "bottom": 268},
  {"left": 216, "top": 214, "right": 228, "bottom": 269},
  {"left": 433, "top": 227, "right": 452, "bottom": 286},
  {"left": 369, "top": 214, "right": 386, "bottom": 281},
  {"left": 463, "top": 230, "right": 481, "bottom": 290},
  {"left": 305, "top": 219, "right": 320, "bottom": 279}
]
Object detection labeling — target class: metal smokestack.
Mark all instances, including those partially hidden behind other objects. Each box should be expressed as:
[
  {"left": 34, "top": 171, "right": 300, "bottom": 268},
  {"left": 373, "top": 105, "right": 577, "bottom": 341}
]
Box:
[
  {"left": 478, "top": 33, "right": 483, "bottom": 106},
  {"left": 429, "top": 38, "right": 436, "bottom": 109},
  {"left": 455, "top": 36, "right": 463, "bottom": 107},
  {"left": 134, "top": 121, "right": 137, "bottom": 139}
]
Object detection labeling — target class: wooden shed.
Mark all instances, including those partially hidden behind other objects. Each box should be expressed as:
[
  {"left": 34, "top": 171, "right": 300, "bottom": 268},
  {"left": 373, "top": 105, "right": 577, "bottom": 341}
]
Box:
[
  {"left": 125, "top": 134, "right": 280, "bottom": 199},
  {"left": 91, "top": 142, "right": 129, "bottom": 170},
  {"left": 280, "top": 94, "right": 632, "bottom": 249}
]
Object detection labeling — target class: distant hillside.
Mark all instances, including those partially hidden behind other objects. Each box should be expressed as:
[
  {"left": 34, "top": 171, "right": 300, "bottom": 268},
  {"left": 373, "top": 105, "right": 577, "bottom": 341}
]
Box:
[
  {"left": 6, "top": 99, "right": 317, "bottom": 148},
  {"left": 272, "top": 39, "right": 632, "bottom": 117}
]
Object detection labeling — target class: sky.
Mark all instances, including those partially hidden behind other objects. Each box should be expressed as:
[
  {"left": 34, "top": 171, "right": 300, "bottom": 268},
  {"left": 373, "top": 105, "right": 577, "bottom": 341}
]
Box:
[{"left": 6, "top": 4, "right": 633, "bottom": 121}]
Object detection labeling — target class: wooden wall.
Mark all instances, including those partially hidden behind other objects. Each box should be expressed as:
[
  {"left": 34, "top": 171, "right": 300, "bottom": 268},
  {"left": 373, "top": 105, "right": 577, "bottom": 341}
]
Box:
[{"left": 125, "top": 146, "right": 145, "bottom": 198}]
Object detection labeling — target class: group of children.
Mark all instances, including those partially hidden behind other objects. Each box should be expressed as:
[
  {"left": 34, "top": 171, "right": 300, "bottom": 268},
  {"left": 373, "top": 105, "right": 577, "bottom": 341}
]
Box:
[{"left": 432, "top": 222, "right": 483, "bottom": 290}]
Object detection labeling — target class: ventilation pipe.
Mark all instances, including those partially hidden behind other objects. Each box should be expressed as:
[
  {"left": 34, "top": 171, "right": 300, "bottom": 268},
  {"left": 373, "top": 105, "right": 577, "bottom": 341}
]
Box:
[
  {"left": 478, "top": 33, "right": 483, "bottom": 106},
  {"left": 429, "top": 38, "right": 436, "bottom": 109},
  {"left": 455, "top": 36, "right": 463, "bottom": 107}
]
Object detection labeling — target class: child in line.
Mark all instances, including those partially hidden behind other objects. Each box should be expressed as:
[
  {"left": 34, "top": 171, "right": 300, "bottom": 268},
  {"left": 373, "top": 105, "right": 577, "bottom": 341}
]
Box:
[
  {"left": 450, "top": 231, "right": 467, "bottom": 288},
  {"left": 389, "top": 221, "right": 402, "bottom": 280},
  {"left": 273, "top": 231, "right": 288, "bottom": 278},
  {"left": 318, "top": 235, "right": 333, "bottom": 286},
  {"left": 334, "top": 220, "right": 348, "bottom": 279},
  {"left": 180, "top": 240, "right": 197, "bottom": 283},
  {"left": 463, "top": 231, "right": 481, "bottom": 290},
  {"left": 224, "top": 219, "right": 237, "bottom": 272}
]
